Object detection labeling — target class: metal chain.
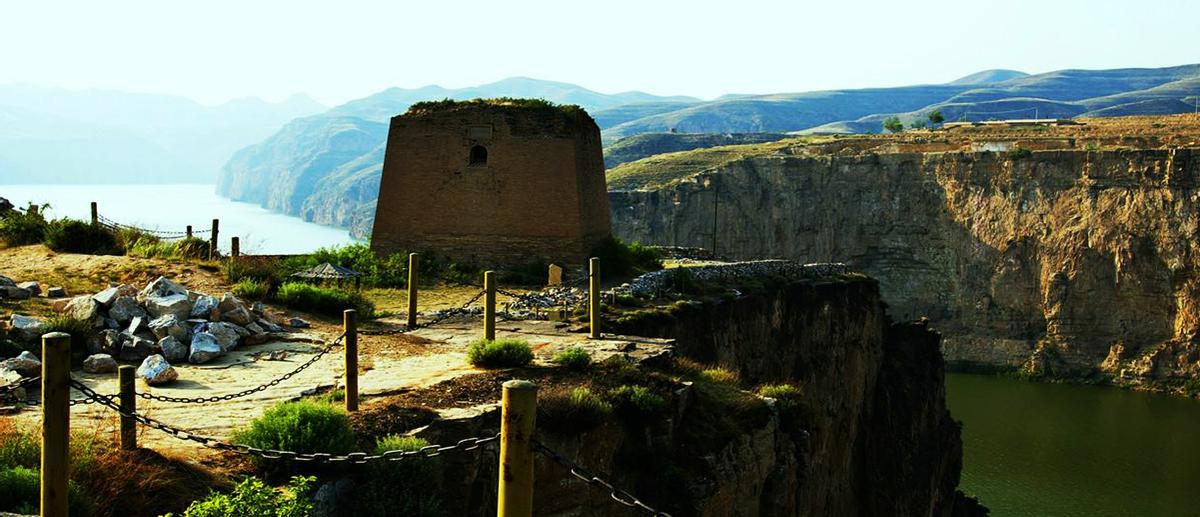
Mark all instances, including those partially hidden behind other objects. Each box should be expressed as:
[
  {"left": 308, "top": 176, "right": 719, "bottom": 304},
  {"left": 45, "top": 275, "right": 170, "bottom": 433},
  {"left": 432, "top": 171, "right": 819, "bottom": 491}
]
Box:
[
  {"left": 135, "top": 333, "right": 345, "bottom": 404},
  {"left": 97, "top": 214, "right": 211, "bottom": 238},
  {"left": 0, "top": 375, "right": 42, "bottom": 406},
  {"left": 70, "top": 378, "right": 498, "bottom": 463},
  {"left": 533, "top": 440, "right": 673, "bottom": 516}
]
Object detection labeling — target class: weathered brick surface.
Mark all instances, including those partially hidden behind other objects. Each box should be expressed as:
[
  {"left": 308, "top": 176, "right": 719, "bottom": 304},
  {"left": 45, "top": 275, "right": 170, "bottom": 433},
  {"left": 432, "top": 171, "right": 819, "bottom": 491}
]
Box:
[{"left": 370, "top": 105, "right": 611, "bottom": 266}]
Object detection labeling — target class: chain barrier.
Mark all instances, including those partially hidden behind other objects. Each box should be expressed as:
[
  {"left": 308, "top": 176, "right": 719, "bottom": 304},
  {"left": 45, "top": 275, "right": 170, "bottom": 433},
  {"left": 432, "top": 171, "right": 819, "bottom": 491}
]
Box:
[
  {"left": 135, "top": 333, "right": 346, "bottom": 404},
  {"left": 0, "top": 375, "right": 41, "bottom": 406},
  {"left": 533, "top": 440, "right": 672, "bottom": 516},
  {"left": 69, "top": 378, "right": 499, "bottom": 463},
  {"left": 97, "top": 214, "right": 211, "bottom": 240}
]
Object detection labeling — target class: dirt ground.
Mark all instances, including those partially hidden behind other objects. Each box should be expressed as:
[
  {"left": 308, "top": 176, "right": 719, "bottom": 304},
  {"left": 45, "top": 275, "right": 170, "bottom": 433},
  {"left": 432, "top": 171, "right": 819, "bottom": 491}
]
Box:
[{"left": 1, "top": 246, "right": 672, "bottom": 459}]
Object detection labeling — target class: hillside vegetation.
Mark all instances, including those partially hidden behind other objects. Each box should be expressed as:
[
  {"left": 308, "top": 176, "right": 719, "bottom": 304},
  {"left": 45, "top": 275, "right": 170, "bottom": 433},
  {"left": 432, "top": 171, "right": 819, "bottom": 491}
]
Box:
[{"left": 603, "top": 132, "right": 791, "bottom": 168}]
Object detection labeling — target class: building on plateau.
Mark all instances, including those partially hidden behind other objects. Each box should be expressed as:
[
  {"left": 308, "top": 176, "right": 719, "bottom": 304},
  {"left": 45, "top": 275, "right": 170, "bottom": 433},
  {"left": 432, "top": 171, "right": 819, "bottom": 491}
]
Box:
[{"left": 369, "top": 99, "right": 612, "bottom": 266}]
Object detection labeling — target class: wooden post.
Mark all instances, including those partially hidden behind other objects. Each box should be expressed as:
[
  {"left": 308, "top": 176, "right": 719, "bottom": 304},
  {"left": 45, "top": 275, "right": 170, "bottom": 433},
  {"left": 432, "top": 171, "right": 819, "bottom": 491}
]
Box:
[
  {"left": 407, "top": 253, "right": 419, "bottom": 329},
  {"left": 589, "top": 257, "right": 601, "bottom": 339},
  {"left": 186, "top": 225, "right": 193, "bottom": 239},
  {"left": 90, "top": 202, "right": 98, "bottom": 227},
  {"left": 343, "top": 309, "right": 358, "bottom": 412},
  {"left": 118, "top": 365, "right": 136, "bottom": 450},
  {"left": 231, "top": 237, "right": 240, "bottom": 258},
  {"left": 41, "top": 332, "right": 71, "bottom": 517},
  {"left": 484, "top": 271, "right": 496, "bottom": 341},
  {"left": 209, "top": 219, "right": 219, "bottom": 259},
  {"left": 497, "top": 379, "right": 537, "bottom": 517}
]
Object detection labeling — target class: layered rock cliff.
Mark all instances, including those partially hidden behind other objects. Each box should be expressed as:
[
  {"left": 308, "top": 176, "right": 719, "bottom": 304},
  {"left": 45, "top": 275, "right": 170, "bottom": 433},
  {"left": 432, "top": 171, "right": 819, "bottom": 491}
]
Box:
[
  {"left": 412, "top": 276, "right": 971, "bottom": 516},
  {"left": 610, "top": 141, "right": 1200, "bottom": 390}
]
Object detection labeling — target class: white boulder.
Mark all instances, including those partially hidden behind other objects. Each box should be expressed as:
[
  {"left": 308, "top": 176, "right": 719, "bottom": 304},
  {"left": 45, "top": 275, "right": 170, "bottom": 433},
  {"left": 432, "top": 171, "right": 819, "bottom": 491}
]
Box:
[
  {"left": 158, "top": 336, "right": 189, "bottom": 363},
  {"left": 10, "top": 314, "right": 45, "bottom": 341},
  {"left": 82, "top": 354, "right": 118, "bottom": 374},
  {"left": 136, "top": 355, "right": 177, "bottom": 385},
  {"left": 188, "top": 332, "right": 223, "bottom": 364}
]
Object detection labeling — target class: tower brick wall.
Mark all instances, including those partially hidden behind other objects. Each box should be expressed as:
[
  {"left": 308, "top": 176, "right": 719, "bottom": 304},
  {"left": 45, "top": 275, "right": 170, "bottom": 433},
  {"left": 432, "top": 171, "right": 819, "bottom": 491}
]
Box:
[{"left": 370, "top": 102, "right": 612, "bottom": 266}]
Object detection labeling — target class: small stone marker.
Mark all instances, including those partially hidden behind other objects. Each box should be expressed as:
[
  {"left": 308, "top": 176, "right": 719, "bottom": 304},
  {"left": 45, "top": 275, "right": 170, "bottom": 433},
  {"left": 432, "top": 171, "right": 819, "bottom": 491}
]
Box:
[{"left": 548, "top": 264, "right": 563, "bottom": 286}]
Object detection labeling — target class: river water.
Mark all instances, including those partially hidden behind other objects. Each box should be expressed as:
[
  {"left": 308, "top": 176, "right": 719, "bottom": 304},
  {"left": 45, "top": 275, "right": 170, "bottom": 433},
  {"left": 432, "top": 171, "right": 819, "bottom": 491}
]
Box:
[
  {"left": 947, "top": 373, "right": 1200, "bottom": 517},
  {"left": 0, "top": 184, "right": 357, "bottom": 254}
]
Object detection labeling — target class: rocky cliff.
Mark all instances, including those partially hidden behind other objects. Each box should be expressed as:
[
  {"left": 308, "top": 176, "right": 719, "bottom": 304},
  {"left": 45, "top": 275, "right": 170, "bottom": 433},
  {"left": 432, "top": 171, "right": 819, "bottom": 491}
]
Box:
[
  {"left": 412, "top": 276, "right": 972, "bottom": 516},
  {"left": 609, "top": 130, "right": 1200, "bottom": 391}
]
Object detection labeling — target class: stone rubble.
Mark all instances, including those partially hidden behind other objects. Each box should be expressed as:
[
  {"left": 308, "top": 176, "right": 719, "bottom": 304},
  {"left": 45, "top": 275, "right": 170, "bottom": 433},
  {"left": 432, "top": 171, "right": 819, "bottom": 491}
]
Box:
[
  {"left": 82, "top": 353, "right": 118, "bottom": 374},
  {"left": 136, "top": 354, "right": 178, "bottom": 385},
  {"left": 46, "top": 287, "right": 67, "bottom": 298}
]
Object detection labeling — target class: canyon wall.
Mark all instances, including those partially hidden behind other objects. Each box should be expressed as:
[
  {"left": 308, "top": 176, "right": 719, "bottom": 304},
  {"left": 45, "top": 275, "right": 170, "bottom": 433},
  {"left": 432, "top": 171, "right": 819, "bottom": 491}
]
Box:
[
  {"left": 610, "top": 148, "right": 1200, "bottom": 386},
  {"left": 417, "top": 277, "right": 971, "bottom": 516}
]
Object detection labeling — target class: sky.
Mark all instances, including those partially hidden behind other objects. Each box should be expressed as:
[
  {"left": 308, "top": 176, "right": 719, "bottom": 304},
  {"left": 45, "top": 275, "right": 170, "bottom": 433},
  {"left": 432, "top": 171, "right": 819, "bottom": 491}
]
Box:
[{"left": 1, "top": 0, "right": 1198, "bottom": 107}]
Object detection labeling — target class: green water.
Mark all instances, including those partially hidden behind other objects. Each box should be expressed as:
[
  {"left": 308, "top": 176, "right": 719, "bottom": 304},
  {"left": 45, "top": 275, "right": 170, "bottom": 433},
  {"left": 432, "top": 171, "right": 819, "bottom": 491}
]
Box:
[{"left": 946, "top": 373, "right": 1200, "bottom": 517}]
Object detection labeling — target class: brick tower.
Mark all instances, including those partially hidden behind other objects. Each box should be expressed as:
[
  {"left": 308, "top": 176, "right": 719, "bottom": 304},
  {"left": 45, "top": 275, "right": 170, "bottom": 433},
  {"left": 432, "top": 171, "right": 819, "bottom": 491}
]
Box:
[{"left": 369, "top": 100, "right": 611, "bottom": 266}]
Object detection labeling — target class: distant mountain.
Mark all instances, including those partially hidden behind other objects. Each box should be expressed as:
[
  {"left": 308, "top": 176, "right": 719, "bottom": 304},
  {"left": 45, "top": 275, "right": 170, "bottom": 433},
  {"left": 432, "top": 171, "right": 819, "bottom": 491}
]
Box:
[
  {"left": 0, "top": 84, "right": 325, "bottom": 184},
  {"left": 217, "top": 77, "right": 699, "bottom": 235},
  {"left": 604, "top": 132, "right": 792, "bottom": 169},
  {"left": 948, "top": 69, "right": 1030, "bottom": 85},
  {"left": 217, "top": 65, "right": 1200, "bottom": 238}
]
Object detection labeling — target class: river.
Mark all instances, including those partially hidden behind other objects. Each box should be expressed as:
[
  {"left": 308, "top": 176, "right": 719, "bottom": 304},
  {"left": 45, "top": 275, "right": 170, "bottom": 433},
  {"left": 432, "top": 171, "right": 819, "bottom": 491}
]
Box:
[
  {"left": 947, "top": 373, "right": 1200, "bottom": 517},
  {"left": 0, "top": 184, "right": 358, "bottom": 254}
]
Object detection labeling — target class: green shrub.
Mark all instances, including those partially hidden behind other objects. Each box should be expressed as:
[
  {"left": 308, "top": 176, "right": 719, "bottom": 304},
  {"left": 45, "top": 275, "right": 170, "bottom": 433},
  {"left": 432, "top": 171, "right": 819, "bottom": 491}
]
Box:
[
  {"left": 1007, "top": 147, "right": 1033, "bottom": 160},
  {"left": 0, "top": 427, "right": 38, "bottom": 469},
  {"left": 466, "top": 338, "right": 534, "bottom": 368},
  {"left": 178, "top": 475, "right": 315, "bottom": 517},
  {"left": 44, "top": 219, "right": 120, "bottom": 255},
  {"left": 124, "top": 235, "right": 180, "bottom": 259},
  {"left": 41, "top": 314, "right": 96, "bottom": 352},
  {"left": 232, "top": 278, "right": 269, "bottom": 300},
  {"left": 222, "top": 257, "right": 282, "bottom": 285},
  {"left": 273, "top": 282, "right": 375, "bottom": 318},
  {"left": 175, "top": 236, "right": 212, "bottom": 260},
  {"left": 608, "top": 385, "right": 666, "bottom": 422},
  {"left": 590, "top": 236, "right": 663, "bottom": 280},
  {"left": 539, "top": 387, "right": 612, "bottom": 433},
  {"left": 0, "top": 466, "right": 90, "bottom": 516},
  {"left": 231, "top": 400, "right": 357, "bottom": 473},
  {"left": 698, "top": 367, "right": 740, "bottom": 385},
  {"left": 551, "top": 347, "right": 592, "bottom": 370},
  {"left": 757, "top": 384, "right": 803, "bottom": 408},
  {"left": 355, "top": 436, "right": 440, "bottom": 517},
  {"left": 0, "top": 205, "right": 48, "bottom": 246}
]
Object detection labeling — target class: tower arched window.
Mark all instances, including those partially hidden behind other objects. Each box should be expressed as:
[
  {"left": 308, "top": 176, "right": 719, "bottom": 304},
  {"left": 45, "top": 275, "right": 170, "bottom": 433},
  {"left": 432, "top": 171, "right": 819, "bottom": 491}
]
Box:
[{"left": 469, "top": 145, "right": 488, "bottom": 166}]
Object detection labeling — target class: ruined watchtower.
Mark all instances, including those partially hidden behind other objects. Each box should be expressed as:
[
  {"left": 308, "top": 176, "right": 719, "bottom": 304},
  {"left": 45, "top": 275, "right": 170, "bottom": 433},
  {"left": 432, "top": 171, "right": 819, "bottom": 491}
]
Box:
[{"left": 369, "top": 99, "right": 612, "bottom": 266}]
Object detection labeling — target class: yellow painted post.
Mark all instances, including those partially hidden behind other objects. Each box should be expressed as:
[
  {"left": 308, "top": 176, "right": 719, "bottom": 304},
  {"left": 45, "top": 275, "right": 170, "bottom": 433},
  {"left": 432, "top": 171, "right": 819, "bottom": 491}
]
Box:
[
  {"left": 589, "top": 257, "right": 601, "bottom": 339},
  {"left": 41, "top": 332, "right": 71, "bottom": 517},
  {"left": 89, "top": 202, "right": 98, "bottom": 227},
  {"left": 407, "top": 253, "right": 419, "bottom": 329},
  {"left": 497, "top": 379, "right": 537, "bottom": 517},
  {"left": 118, "top": 365, "right": 136, "bottom": 450},
  {"left": 209, "top": 219, "right": 220, "bottom": 259},
  {"left": 484, "top": 271, "right": 496, "bottom": 341},
  {"left": 231, "top": 236, "right": 240, "bottom": 258},
  {"left": 344, "top": 309, "right": 358, "bottom": 412}
]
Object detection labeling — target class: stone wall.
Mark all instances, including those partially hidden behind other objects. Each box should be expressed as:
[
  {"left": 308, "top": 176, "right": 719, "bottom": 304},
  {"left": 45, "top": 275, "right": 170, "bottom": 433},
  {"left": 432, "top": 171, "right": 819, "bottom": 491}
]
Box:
[
  {"left": 369, "top": 105, "right": 611, "bottom": 266},
  {"left": 609, "top": 148, "right": 1200, "bottom": 383}
]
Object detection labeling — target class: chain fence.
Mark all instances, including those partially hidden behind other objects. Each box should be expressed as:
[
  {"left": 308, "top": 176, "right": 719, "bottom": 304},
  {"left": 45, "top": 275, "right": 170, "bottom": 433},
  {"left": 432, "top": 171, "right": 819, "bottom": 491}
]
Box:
[
  {"left": 69, "top": 378, "right": 499, "bottom": 463},
  {"left": 533, "top": 440, "right": 672, "bottom": 516},
  {"left": 97, "top": 213, "right": 210, "bottom": 240}
]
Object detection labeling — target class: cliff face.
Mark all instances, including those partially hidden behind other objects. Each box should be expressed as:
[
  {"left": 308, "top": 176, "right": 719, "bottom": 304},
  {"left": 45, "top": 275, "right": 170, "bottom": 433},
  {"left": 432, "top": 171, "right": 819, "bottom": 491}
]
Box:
[
  {"left": 610, "top": 147, "right": 1200, "bottom": 384},
  {"left": 418, "top": 278, "right": 967, "bottom": 516}
]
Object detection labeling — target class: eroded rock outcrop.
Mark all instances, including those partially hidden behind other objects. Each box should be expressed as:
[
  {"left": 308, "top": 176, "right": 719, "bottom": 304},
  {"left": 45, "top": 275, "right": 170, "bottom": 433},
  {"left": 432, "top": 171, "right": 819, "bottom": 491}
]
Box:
[{"left": 611, "top": 147, "right": 1200, "bottom": 388}]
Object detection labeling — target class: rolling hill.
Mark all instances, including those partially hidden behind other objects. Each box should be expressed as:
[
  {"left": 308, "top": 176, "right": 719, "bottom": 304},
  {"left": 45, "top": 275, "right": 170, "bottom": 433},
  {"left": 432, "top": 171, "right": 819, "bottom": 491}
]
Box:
[{"left": 218, "top": 65, "right": 1200, "bottom": 237}]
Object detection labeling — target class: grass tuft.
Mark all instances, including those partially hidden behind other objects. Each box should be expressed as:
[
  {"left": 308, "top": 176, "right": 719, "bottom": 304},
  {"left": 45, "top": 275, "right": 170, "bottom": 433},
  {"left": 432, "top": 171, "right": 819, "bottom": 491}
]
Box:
[
  {"left": 466, "top": 338, "right": 534, "bottom": 368},
  {"left": 551, "top": 347, "right": 592, "bottom": 370},
  {"left": 539, "top": 386, "right": 613, "bottom": 434}
]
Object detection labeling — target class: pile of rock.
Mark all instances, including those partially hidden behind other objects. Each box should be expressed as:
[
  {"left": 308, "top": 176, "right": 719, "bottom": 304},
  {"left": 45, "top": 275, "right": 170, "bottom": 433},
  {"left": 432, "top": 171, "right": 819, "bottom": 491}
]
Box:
[
  {"left": 0, "top": 275, "right": 58, "bottom": 300},
  {"left": 6, "top": 276, "right": 292, "bottom": 385}
]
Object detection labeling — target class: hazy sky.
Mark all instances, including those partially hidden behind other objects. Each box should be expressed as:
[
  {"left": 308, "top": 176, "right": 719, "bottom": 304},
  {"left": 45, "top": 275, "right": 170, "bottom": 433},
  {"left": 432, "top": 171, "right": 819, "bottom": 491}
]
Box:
[{"left": 2, "top": 0, "right": 1197, "bottom": 106}]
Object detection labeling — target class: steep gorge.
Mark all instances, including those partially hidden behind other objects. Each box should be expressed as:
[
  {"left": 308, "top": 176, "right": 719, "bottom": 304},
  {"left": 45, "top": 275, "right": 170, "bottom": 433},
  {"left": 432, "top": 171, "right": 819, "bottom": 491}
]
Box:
[{"left": 610, "top": 139, "right": 1200, "bottom": 391}]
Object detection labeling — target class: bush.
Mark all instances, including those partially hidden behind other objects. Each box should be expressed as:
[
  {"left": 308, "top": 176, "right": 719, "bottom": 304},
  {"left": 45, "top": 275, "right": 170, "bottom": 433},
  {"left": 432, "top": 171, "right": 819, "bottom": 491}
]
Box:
[
  {"left": 539, "top": 387, "right": 612, "bottom": 433},
  {"left": 608, "top": 385, "right": 666, "bottom": 422},
  {"left": 231, "top": 400, "right": 357, "bottom": 473},
  {"left": 1007, "top": 147, "right": 1033, "bottom": 160},
  {"left": 757, "top": 384, "right": 802, "bottom": 407},
  {"left": 41, "top": 314, "right": 96, "bottom": 353},
  {"left": 355, "top": 436, "right": 440, "bottom": 517},
  {"left": 551, "top": 347, "right": 592, "bottom": 370},
  {"left": 0, "top": 204, "right": 48, "bottom": 247},
  {"left": 44, "top": 219, "right": 120, "bottom": 255},
  {"left": 222, "top": 257, "right": 283, "bottom": 285},
  {"left": 0, "top": 466, "right": 90, "bottom": 516},
  {"left": 0, "top": 422, "right": 38, "bottom": 469},
  {"left": 883, "top": 116, "right": 904, "bottom": 133},
  {"left": 590, "top": 236, "right": 663, "bottom": 280},
  {"left": 698, "top": 367, "right": 740, "bottom": 385},
  {"left": 178, "top": 475, "right": 314, "bottom": 517},
  {"left": 466, "top": 338, "right": 533, "bottom": 368},
  {"left": 232, "top": 278, "right": 269, "bottom": 300},
  {"left": 273, "top": 282, "right": 375, "bottom": 318}
]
